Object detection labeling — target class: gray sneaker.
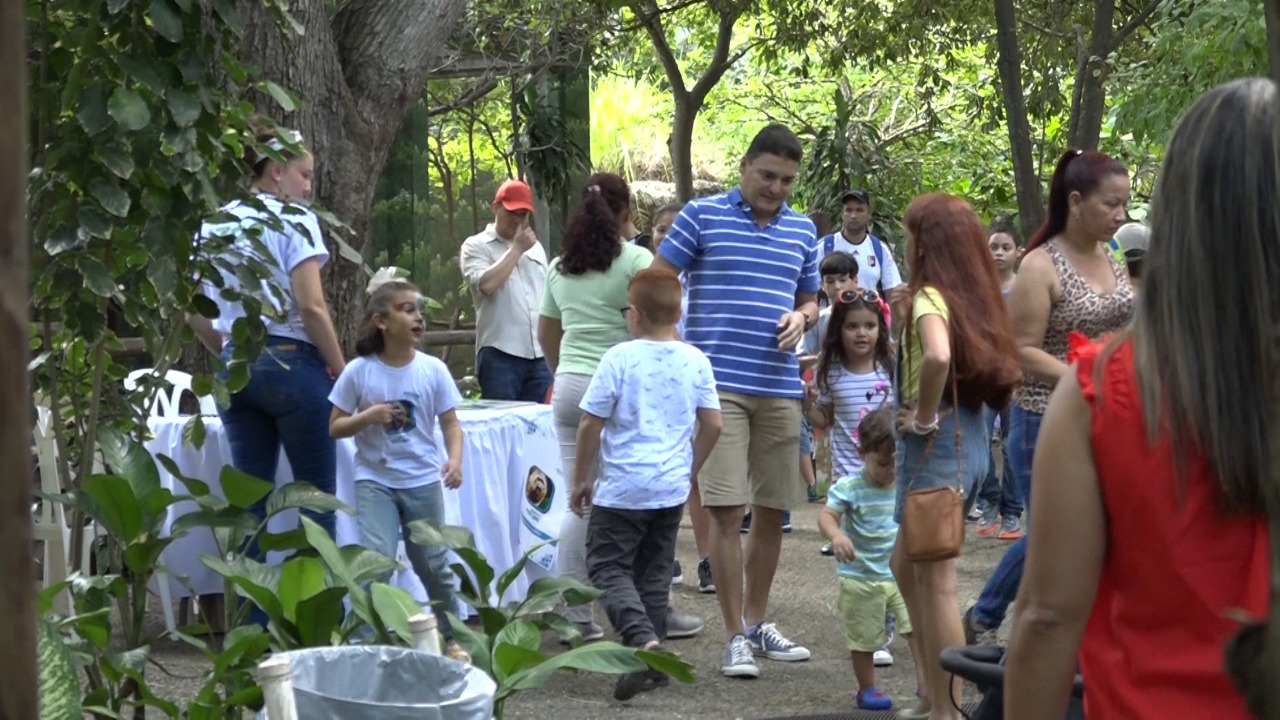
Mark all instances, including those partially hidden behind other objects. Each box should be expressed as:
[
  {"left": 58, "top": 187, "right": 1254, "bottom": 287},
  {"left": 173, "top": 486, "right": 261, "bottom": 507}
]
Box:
[
  {"left": 746, "top": 621, "right": 810, "bottom": 662},
  {"left": 721, "top": 634, "right": 760, "bottom": 678},
  {"left": 560, "top": 620, "right": 604, "bottom": 645},
  {"left": 665, "top": 607, "right": 704, "bottom": 639}
]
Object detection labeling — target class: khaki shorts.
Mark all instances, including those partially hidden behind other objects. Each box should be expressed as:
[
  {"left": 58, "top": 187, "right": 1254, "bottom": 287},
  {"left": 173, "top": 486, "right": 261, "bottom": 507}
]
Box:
[
  {"left": 839, "top": 577, "right": 912, "bottom": 652},
  {"left": 698, "top": 391, "right": 802, "bottom": 510}
]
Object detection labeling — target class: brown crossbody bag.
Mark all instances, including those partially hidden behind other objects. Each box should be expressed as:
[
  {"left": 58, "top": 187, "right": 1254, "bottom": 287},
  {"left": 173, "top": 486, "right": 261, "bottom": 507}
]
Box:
[{"left": 900, "top": 363, "right": 965, "bottom": 562}]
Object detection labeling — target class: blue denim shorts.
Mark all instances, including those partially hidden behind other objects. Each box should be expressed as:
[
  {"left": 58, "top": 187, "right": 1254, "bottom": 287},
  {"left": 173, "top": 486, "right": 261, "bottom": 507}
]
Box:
[
  {"left": 799, "top": 415, "right": 815, "bottom": 457},
  {"left": 894, "top": 403, "right": 990, "bottom": 523}
]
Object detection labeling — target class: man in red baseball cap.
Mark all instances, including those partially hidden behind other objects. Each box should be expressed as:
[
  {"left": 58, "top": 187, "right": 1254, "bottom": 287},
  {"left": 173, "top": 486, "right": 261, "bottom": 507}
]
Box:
[{"left": 459, "top": 179, "right": 553, "bottom": 402}]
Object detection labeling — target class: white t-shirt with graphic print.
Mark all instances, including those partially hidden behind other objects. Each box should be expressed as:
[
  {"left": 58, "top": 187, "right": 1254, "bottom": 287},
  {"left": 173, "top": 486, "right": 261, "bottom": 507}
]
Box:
[
  {"left": 329, "top": 352, "right": 462, "bottom": 489},
  {"left": 579, "top": 339, "right": 719, "bottom": 510},
  {"left": 818, "top": 365, "right": 893, "bottom": 479}
]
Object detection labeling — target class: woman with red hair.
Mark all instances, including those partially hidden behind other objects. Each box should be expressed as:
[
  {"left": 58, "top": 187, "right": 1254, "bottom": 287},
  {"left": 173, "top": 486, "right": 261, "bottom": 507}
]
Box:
[{"left": 889, "top": 193, "right": 1020, "bottom": 719}]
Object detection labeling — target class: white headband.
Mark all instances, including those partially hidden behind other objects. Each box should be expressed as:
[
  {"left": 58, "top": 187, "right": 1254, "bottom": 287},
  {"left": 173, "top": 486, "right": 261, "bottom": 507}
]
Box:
[{"left": 267, "top": 130, "right": 304, "bottom": 154}]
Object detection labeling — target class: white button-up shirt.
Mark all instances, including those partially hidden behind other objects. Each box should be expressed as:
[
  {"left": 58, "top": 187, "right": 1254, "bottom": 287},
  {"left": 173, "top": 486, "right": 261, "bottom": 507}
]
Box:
[{"left": 459, "top": 224, "right": 547, "bottom": 360}]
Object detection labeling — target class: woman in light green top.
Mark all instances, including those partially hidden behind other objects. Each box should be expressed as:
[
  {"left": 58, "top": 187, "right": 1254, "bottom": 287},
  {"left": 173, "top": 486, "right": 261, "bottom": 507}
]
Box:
[{"left": 537, "top": 173, "right": 651, "bottom": 638}]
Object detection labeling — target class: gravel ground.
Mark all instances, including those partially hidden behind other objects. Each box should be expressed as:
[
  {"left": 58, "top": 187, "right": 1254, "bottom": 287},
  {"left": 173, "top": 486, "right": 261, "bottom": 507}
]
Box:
[{"left": 141, "top": 500, "right": 1012, "bottom": 719}]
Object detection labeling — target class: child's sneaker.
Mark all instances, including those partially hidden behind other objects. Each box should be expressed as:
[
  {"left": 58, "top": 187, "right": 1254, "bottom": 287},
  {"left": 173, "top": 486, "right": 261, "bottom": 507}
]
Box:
[
  {"left": 781, "top": 511, "right": 792, "bottom": 533},
  {"left": 697, "top": 557, "right": 715, "bottom": 593},
  {"left": 997, "top": 515, "right": 1024, "bottom": 540},
  {"left": 819, "top": 541, "right": 834, "bottom": 556},
  {"left": 670, "top": 559, "right": 684, "bottom": 586},
  {"left": 746, "top": 621, "right": 810, "bottom": 661},
  {"left": 856, "top": 687, "right": 893, "bottom": 711},
  {"left": 873, "top": 648, "right": 894, "bottom": 666},
  {"left": 444, "top": 639, "right": 471, "bottom": 664},
  {"left": 740, "top": 512, "right": 752, "bottom": 534},
  {"left": 721, "top": 634, "right": 759, "bottom": 678},
  {"left": 977, "top": 505, "right": 999, "bottom": 536}
]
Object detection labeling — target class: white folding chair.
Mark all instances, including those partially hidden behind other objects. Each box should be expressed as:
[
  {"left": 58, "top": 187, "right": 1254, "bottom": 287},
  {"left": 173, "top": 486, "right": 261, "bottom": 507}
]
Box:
[
  {"left": 32, "top": 405, "right": 180, "bottom": 638},
  {"left": 124, "top": 368, "right": 217, "bottom": 417}
]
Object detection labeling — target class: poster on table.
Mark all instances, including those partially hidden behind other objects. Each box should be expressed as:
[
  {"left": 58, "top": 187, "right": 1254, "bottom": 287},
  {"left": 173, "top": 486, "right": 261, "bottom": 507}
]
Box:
[{"left": 517, "top": 413, "right": 566, "bottom": 573}]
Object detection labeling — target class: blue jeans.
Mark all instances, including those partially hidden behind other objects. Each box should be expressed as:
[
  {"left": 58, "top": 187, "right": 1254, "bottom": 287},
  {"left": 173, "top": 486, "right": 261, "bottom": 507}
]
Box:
[
  {"left": 356, "top": 480, "right": 460, "bottom": 639},
  {"left": 976, "top": 406, "right": 1021, "bottom": 518},
  {"left": 476, "top": 346, "right": 552, "bottom": 402},
  {"left": 972, "top": 406, "right": 1043, "bottom": 629},
  {"left": 219, "top": 336, "right": 337, "bottom": 542}
]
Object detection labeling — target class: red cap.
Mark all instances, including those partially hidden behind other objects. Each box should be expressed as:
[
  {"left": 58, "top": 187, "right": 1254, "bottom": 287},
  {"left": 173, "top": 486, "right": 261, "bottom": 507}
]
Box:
[{"left": 494, "top": 179, "right": 535, "bottom": 213}]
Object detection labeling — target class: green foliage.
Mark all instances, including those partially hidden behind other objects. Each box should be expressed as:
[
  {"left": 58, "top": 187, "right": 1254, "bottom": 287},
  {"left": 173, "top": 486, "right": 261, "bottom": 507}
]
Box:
[
  {"left": 1112, "top": 0, "right": 1268, "bottom": 149},
  {"left": 407, "top": 521, "right": 695, "bottom": 717}
]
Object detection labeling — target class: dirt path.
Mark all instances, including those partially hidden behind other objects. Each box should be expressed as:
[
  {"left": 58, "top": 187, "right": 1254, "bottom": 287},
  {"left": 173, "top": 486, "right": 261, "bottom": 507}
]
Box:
[{"left": 146, "top": 501, "right": 1011, "bottom": 719}]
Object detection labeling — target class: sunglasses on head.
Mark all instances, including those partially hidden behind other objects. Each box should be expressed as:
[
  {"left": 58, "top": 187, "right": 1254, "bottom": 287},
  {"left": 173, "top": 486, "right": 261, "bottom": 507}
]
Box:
[{"left": 835, "top": 289, "right": 880, "bottom": 305}]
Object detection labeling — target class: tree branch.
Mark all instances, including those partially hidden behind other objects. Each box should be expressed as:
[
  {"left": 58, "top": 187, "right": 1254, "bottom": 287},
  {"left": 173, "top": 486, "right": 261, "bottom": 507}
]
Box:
[
  {"left": 1106, "top": 0, "right": 1161, "bottom": 54},
  {"left": 689, "top": 7, "right": 747, "bottom": 103},
  {"left": 630, "top": 0, "right": 689, "bottom": 98},
  {"left": 425, "top": 75, "right": 501, "bottom": 117}
]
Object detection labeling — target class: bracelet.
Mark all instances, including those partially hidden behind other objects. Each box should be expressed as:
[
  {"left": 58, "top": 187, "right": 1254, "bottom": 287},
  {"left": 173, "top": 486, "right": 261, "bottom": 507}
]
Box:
[{"left": 911, "top": 416, "right": 939, "bottom": 435}]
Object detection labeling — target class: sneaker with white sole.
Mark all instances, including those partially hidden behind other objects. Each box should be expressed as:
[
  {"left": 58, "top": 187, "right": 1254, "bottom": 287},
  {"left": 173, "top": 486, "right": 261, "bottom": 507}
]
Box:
[
  {"left": 665, "top": 607, "right": 703, "bottom": 639},
  {"left": 746, "top": 622, "right": 810, "bottom": 661},
  {"left": 722, "top": 634, "right": 760, "bottom": 678},
  {"left": 697, "top": 557, "right": 715, "bottom": 594},
  {"left": 873, "top": 648, "right": 894, "bottom": 666},
  {"left": 670, "top": 559, "right": 684, "bottom": 586}
]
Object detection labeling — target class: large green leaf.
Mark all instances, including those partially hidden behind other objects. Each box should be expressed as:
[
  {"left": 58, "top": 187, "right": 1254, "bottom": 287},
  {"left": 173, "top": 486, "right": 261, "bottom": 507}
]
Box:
[
  {"left": 492, "top": 643, "right": 545, "bottom": 684},
  {"left": 168, "top": 507, "right": 258, "bottom": 538},
  {"left": 79, "top": 474, "right": 143, "bottom": 543},
  {"left": 107, "top": 88, "right": 150, "bottom": 131},
  {"left": 494, "top": 617, "right": 540, "bottom": 652},
  {"left": 514, "top": 576, "right": 601, "bottom": 620},
  {"left": 97, "top": 145, "right": 135, "bottom": 179},
  {"left": 37, "top": 616, "right": 82, "bottom": 720},
  {"left": 446, "top": 612, "right": 493, "bottom": 678},
  {"left": 335, "top": 545, "right": 400, "bottom": 586},
  {"left": 264, "top": 482, "right": 352, "bottom": 518},
  {"left": 293, "top": 587, "right": 347, "bottom": 647},
  {"left": 370, "top": 583, "right": 424, "bottom": 644},
  {"left": 636, "top": 647, "right": 696, "bottom": 684},
  {"left": 78, "top": 256, "right": 117, "bottom": 297},
  {"left": 218, "top": 464, "right": 273, "bottom": 510},
  {"left": 89, "top": 178, "right": 130, "bottom": 217},
  {"left": 200, "top": 555, "right": 283, "bottom": 623},
  {"left": 98, "top": 427, "right": 160, "bottom": 503},
  {"left": 276, "top": 556, "right": 328, "bottom": 623},
  {"left": 406, "top": 521, "right": 495, "bottom": 600},
  {"left": 495, "top": 542, "right": 542, "bottom": 604},
  {"left": 149, "top": 0, "right": 184, "bottom": 41},
  {"left": 156, "top": 454, "right": 210, "bottom": 497},
  {"left": 258, "top": 528, "right": 310, "bottom": 554},
  {"left": 500, "top": 642, "right": 647, "bottom": 698}
]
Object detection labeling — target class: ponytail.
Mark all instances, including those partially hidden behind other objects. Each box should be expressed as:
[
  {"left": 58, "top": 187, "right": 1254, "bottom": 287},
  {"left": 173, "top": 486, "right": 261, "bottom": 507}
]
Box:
[
  {"left": 354, "top": 279, "right": 418, "bottom": 357},
  {"left": 1027, "top": 149, "right": 1128, "bottom": 252},
  {"left": 559, "top": 173, "right": 630, "bottom": 275}
]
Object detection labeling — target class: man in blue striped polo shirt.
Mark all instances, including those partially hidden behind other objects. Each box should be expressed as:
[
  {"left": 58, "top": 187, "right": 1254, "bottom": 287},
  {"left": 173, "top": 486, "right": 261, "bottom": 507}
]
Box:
[{"left": 653, "top": 124, "right": 821, "bottom": 679}]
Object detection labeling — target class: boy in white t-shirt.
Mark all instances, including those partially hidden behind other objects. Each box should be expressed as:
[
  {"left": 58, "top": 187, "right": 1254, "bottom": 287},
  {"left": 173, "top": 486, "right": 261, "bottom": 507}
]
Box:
[{"left": 570, "top": 268, "right": 723, "bottom": 702}]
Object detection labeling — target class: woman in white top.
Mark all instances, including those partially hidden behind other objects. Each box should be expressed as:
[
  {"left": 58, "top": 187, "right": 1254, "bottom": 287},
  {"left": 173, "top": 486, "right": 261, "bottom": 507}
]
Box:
[{"left": 188, "top": 128, "right": 346, "bottom": 543}]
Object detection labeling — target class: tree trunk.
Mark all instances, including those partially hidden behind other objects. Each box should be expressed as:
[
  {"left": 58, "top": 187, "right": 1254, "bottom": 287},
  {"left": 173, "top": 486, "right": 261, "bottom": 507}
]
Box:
[
  {"left": 993, "top": 0, "right": 1044, "bottom": 240},
  {"left": 1068, "top": 0, "right": 1115, "bottom": 150},
  {"left": 669, "top": 90, "right": 697, "bottom": 203},
  {"left": 237, "top": 0, "right": 468, "bottom": 348},
  {"left": 0, "top": 0, "right": 37, "bottom": 715}
]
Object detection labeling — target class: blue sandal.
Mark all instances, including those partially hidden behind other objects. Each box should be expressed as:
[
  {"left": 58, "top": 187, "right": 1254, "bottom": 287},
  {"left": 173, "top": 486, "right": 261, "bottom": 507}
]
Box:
[{"left": 856, "top": 686, "right": 893, "bottom": 711}]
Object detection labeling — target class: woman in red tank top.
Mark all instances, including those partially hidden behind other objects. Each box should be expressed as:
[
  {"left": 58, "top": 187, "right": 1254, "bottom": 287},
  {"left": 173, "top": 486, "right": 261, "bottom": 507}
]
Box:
[{"left": 1004, "top": 78, "right": 1274, "bottom": 719}]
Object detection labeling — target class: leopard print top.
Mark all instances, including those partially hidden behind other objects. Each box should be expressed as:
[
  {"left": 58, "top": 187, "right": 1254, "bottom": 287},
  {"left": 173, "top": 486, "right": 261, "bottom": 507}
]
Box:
[{"left": 1014, "top": 240, "right": 1135, "bottom": 414}]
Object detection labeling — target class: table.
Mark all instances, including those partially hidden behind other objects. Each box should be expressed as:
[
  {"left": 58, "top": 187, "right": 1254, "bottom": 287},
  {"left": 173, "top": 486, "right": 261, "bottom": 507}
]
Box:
[{"left": 146, "top": 401, "right": 567, "bottom": 614}]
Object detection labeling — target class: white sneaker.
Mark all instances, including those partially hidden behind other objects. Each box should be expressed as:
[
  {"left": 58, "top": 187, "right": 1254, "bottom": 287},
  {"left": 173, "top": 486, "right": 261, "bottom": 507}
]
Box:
[
  {"left": 873, "top": 648, "right": 894, "bottom": 666},
  {"left": 722, "top": 634, "right": 760, "bottom": 678}
]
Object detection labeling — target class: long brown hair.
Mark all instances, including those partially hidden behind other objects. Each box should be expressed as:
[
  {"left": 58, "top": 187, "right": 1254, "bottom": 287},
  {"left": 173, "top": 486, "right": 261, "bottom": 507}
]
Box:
[
  {"left": 902, "top": 193, "right": 1020, "bottom": 410},
  {"left": 1131, "top": 78, "right": 1276, "bottom": 515}
]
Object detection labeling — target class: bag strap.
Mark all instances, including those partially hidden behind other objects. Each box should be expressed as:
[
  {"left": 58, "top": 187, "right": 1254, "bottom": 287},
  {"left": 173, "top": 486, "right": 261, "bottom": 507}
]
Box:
[{"left": 871, "top": 235, "right": 887, "bottom": 296}]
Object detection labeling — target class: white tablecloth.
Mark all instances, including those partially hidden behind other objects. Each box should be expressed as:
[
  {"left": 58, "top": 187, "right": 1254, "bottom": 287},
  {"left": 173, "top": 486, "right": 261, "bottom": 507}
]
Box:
[{"left": 146, "top": 401, "right": 567, "bottom": 613}]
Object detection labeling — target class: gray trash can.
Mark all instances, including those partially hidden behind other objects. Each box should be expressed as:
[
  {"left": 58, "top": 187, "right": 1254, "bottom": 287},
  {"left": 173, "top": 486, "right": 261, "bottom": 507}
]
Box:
[{"left": 259, "top": 646, "right": 496, "bottom": 720}]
